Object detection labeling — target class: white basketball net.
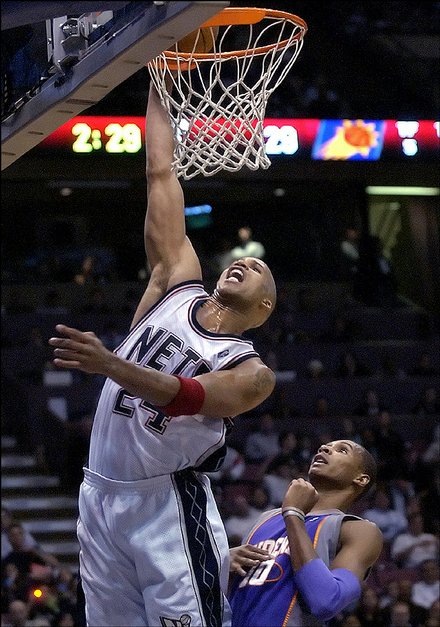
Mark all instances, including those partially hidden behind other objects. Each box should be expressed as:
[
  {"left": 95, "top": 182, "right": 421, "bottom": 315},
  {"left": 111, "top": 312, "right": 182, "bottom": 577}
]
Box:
[{"left": 148, "top": 10, "right": 307, "bottom": 179}]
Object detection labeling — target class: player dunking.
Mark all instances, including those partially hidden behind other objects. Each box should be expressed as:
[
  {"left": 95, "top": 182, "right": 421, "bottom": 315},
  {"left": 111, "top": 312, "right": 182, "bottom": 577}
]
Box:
[
  {"left": 49, "top": 80, "right": 277, "bottom": 626},
  {"left": 228, "top": 439, "right": 384, "bottom": 626}
]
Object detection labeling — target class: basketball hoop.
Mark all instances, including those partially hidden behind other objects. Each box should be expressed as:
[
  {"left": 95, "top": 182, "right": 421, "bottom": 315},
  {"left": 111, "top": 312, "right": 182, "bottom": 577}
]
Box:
[{"left": 148, "top": 7, "right": 307, "bottom": 179}]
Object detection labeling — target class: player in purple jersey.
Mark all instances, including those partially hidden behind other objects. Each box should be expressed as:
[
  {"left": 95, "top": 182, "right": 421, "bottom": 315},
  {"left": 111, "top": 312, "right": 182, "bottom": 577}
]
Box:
[
  {"left": 228, "top": 439, "right": 384, "bottom": 626},
  {"left": 48, "top": 78, "right": 277, "bottom": 627}
]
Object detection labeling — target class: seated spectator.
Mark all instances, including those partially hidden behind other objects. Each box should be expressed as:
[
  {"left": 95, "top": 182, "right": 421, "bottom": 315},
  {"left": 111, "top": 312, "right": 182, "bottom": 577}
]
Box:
[
  {"left": 320, "top": 314, "right": 357, "bottom": 343},
  {"left": 380, "top": 352, "right": 407, "bottom": 379},
  {"left": 411, "top": 560, "right": 440, "bottom": 612},
  {"left": 412, "top": 387, "right": 440, "bottom": 416},
  {"left": 373, "top": 410, "right": 406, "bottom": 482},
  {"left": 378, "top": 578, "right": 400, "bottom": 610},
  {"left": 355, "top": 586, "right": 386, "bottom": 626},
  {"left": 227, "top": 226, "right": 265, "bottom": 267},
  {"left": 2, "top": 524, "right": 59, "bottom": 586},
  {"left": 409, "top": 353, "right": 439, "bottom": 377},
  {"left": 387, "top": 600, "right": 414, "bottom": 627},
  {"left": 421, "top": 423, "right": 440, "bottom": 466},
  {"left": 388, "top": 480, "right": 417, "bottom": 519},
  {"left": 35, "top": 290, "right": 69, "bottom": 316},
  {"left": 2, "top": 598, "right": 42, "bottom": 627},
  {"left": 423, "top": 599, "right": 440, "bottom": 627},
  {"left": 248, "top": 485, "right": 273, "bottom": 513},
  {"left": 244, "top": 412, "right": 280, "bottom": 463},
  {"left": 391, "top": 513, "right": 439, "bottom": 569},
  {"left": 339, "top": 226, "right": 361, "bottom": 279},
  {"left": 340, "top": 417, "right": 363, "bottom": 446},
  {"left": 73, "top": 255, "right": 100, "bottom": 286},
  {"left": 335, "top": 350, "right": 372, "bottom": 377},
  {"left": 263, "top": 458, "right": 296, "bottom": 507},
  {"left": 306, "top": 358, "right": 326, "bottom": 379},
  {"left": 51, "top": 612, "right": 76, "bottom": 627},
  {"left": 80, "top": 287, "right": 111, "bottom": 314},
  {"left": 265, "top": 430, "right": 303, "bottom": 473},
  {"left": 362, "top": 487, "right": 408, "bottom": 542},
  {"left": 2, "top": 508, "right": 39, "bottom": 560},
  {"left": 382, "top": 578, "right": 430, "bottom": 627},
  {"left": 353, "top": 388, "right": 385, "bottom": 417},
  {"left": 224, "top": 495, "right": 260, "bottom": 546}
]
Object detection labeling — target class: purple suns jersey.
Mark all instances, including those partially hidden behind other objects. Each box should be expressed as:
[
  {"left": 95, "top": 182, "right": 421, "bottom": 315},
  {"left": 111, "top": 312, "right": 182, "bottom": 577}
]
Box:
[
  {"left": 229, "top": 509, "right": 363, "bottom": 627},
  {"left": 87, "top": 281, "right": 260, "bottom": 481}
]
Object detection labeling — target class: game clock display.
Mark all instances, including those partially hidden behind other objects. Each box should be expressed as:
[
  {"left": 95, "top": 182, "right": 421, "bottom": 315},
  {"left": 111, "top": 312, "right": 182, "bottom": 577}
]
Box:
[{"left": 42, "top": 116, "right": 439, "bottom": 161}]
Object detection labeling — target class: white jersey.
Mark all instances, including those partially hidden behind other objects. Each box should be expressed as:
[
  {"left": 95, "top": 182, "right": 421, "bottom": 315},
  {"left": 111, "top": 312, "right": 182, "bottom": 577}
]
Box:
[{"left": 88, "top": 281, "right": 260, "bottom": 481}]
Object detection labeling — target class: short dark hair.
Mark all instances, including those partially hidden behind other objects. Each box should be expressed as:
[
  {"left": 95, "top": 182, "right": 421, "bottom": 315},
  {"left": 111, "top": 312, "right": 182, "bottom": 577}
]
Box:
[{"left": 357, "top": 445, "right": 377, "bottom": 498}]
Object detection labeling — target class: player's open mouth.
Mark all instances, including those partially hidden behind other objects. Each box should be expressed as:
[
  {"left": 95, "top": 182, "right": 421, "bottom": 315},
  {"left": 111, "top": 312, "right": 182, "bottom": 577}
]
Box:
[
  {"left": 311, "top": 454, "right": 328, "bottom": 465},
  {"left": 226, "top": 267, "right": 245, "bottom": 283}
]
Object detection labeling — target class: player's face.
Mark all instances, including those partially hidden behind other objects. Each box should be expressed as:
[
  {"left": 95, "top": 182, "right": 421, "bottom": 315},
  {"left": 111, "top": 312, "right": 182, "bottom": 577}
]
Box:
[
  {"left": 308, "top": 440, "right": 363, "bottom": 485},
  {"left": 217, "top": 257, "right": 275, "bottom": 306}
]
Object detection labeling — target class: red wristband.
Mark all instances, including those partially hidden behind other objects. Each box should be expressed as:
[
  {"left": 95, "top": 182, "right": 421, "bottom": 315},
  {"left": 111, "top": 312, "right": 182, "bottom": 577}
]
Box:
[{"left": 159, "top": 376, "right": 205, "bottom": 416}]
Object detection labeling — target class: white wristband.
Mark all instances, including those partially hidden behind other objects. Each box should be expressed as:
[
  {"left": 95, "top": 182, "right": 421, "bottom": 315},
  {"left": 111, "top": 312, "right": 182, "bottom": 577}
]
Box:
[{"left": 282, "top": 509, "right": 305, "bottom": 523}]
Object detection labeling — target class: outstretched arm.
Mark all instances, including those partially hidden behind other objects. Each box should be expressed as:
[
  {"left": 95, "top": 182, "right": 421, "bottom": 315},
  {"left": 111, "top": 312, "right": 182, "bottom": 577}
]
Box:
[
  {"left": 131, "top": 80, "right": 201, "bottom": 327},
  {"left": 49, "top": 325, "right": 275, "bottom": 417}
]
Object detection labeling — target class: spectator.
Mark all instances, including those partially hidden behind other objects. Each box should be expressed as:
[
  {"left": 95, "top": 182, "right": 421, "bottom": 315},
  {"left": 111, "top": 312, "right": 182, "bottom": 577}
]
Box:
[
  {"left": 412, "top": 387, "right": 440, "bottom": 416},
  {"left": 35, "top": 290, "right": 68, "bottom": 316},
  {"left": 51, "top": 613, "right": 75, "bottom": 627},
  {"left": 411, "top": 560, "right": 440, "bottom": 612},
  {"left": 2, "top": 599, "right": 39, "bottom": 627},
  {"left": 340, "top": 226, "right": 361, "bottom": 279},
  {"left": 421, "top": 424, "right": 440, "bottom": 466},
  {"left": 354, "top": 388, "right": 385, "bottom": 417},
  {"left": 73, "top": 255, "right": 99, "bottom": 286},
  {"left": 409, "top": 353, "right": 439, "bottom": 377},
  {"left": 266, "top": 430, "right": 303, "bottom": 473},
  {"left": 387, "top": 578, "right": 429, "bottom": 627},
  {"left": 336, "top": 350, "right": 371, "bottom": 377},
  {"left": 244, "top": 413, "right": 280, "bottom": 463},
  {"left": 262, "top": 457, "right": 296, "bottom": 507},
  {"left": 228, "top": 226, "right": 265, "bottom": 265},
  {"left": 2, "top": 509, "right": 39, "bottom": 560},
  {"left": 379, "top": 578, "right": 401, "bottom": 610},
  {"left": 354, "top": 234, "right": 398, "bottom": 308},
  {"left": 80, "top": 287, "right": 111, "bottom": 314},
  {"left": 224, "top": 495, "right": 260, "bottom": 547},
  {"left": 340, "top": 417, "right": 363, "bottom": 446},
  {"left": 388, "top": 600, "right": 414, "bottom": 626},
  {"left": 1, "top": 524, "right": 59, "bottom": 585},
  {"left": 355, "top": 586, "right": 386, "bottom": 626},
  {"left": 389, "top": 480, "right": 417, "bottom": 519},
  {"left": 362, "top": 487, "right": 408, "bottom": 542},
  {"left": 373, "top": 410, "right": 406, "bottom": 482},
  {"left": 306, "top": 358, "right": 326, "bottom": 379},
  {"left": 248, "top": 485, "right": 273, "bottom": 513},
  {"left": 391, "top": 513, "right": 439, "bottom": 569},
  {"left": 423, "top": 599, "right": 440, "bottom": 627},
  {"left": 320, "top": 314, "right": 357, "bottom": 343}
]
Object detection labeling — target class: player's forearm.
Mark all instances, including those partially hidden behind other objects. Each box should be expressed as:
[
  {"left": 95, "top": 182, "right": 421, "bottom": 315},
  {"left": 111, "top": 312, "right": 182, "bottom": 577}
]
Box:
[
  {"left": 104, "top": 352, "right": 181, "bottom": 406},
  {"left": 146, "top": 82, "right": 175, "bottom": 176},
  {"left": 284, "top": 515, "right": 318, "bottom": 569}
]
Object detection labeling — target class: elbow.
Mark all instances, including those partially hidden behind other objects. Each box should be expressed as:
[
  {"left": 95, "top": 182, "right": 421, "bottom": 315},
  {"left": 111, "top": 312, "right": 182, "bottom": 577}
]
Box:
[{"left": 306, "top": 596, "right": 340, "bottom": 622}]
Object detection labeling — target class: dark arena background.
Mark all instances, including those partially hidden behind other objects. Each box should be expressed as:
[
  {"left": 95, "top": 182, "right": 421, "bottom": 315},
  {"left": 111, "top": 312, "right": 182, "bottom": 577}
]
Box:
[{"left": 1, "top": 2, "right": 439, "bottom": 626}]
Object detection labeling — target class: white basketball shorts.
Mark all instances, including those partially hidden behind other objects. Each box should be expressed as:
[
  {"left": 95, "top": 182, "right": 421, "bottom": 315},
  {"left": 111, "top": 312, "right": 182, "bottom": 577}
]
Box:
[{"left": 78, "top": 467, "right": 232, "bottom": 627}]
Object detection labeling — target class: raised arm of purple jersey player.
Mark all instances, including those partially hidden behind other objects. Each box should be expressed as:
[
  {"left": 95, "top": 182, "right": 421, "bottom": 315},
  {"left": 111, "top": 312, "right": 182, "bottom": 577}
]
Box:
[{"left": 130, "top": 80, "right": 202, "bottom": 329}]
